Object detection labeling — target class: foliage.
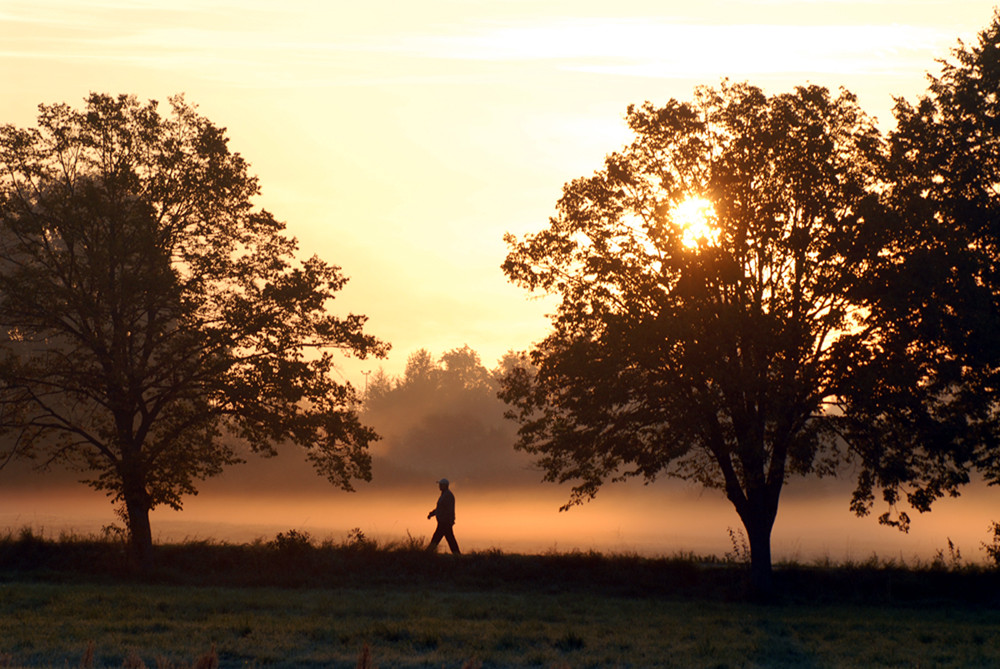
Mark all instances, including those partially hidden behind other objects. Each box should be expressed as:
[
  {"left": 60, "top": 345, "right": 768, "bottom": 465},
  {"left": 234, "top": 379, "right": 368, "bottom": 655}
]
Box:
[
  {"left": 846, "top": 10, "right": 1000, "bottom": 524},
  {"left": 346, "top": 526, "right": 377, "bottom": 550},
  {"left": 501, "top": 80, "right": 886, "bottom": 594},
  {"left": 267, "top": 529, "right": 314, "bottom": 554},
  {"left": 362, "top": 346, "right": 533, "bottom": 486},
  {"left": 983, "top": 521, "right": 1000, "bottom": 569},
  {"left": 930, "top": 538, "right": 967, "bottom": 572},
  {"left": 0, "top": 93, "right": 387, "bottom": 564},
  {"left": 724, "top": 527, "right": 750, "bottom": 566}
]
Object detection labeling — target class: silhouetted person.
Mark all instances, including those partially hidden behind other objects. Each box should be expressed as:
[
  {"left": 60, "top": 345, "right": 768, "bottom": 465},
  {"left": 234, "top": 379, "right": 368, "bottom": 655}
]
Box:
[{"left": 427, "top": 478, "right": 460, "bottom": 554}]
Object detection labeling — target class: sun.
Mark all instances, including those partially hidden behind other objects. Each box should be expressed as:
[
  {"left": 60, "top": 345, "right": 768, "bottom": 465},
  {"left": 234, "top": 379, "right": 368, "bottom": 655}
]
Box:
[{"left": 672, "top": 197, "right": 719, "bottom": 249}]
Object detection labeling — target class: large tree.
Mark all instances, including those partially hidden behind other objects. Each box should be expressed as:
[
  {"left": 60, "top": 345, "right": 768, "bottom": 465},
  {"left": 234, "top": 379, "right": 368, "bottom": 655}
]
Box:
[
  {"left": 0, "top": 94, "right": 387, "bottom": 565},
  {"left": 500, "top": 82, "right": 887, "bottom": 594},
  {"left": 847, "top": 10, "right": 1000, "bottom": 521}
]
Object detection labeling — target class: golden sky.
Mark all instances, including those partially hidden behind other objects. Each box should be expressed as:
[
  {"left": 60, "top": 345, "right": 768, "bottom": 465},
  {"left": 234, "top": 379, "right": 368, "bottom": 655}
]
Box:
[{"left": 1, "top": 0, "right": 995, "bottom": 384}]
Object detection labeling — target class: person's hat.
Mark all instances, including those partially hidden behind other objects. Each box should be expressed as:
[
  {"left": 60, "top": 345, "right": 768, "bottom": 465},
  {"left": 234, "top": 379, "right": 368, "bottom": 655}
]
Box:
[{"left": 437, "top": 478, "right": 449, "bottom": 486}]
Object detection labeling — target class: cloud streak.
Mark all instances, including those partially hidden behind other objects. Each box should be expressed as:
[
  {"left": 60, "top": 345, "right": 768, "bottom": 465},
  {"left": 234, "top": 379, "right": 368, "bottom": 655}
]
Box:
[
  {"left": 379, "top": 19, "right": 949, "bottom": 74},
  {"left": 0, "top": 3, "right": 969, "bottom": 90}
]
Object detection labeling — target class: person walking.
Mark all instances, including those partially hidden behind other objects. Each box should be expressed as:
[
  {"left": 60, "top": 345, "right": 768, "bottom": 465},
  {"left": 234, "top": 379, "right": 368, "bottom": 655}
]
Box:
[{"left": 427, "top": 478, "right": 460, "bottom": 554}]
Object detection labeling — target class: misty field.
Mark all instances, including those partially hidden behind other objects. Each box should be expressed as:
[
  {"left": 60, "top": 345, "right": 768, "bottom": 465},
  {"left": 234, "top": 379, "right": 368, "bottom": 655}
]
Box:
[{"left": 1, "top": 532, "right": 1000, "bottom": 668}]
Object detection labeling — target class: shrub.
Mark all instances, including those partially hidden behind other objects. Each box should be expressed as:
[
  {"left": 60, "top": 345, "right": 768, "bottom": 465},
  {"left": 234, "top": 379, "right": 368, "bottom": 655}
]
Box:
[
  {"left": 346, "top": 527, "right": 376, "bottom": 550},
  {"left": 267, "top": 529, "right": 313, "bottom": 553},
  {"left": 983, "top": 521, "right": 1000, "bottom": 568}
]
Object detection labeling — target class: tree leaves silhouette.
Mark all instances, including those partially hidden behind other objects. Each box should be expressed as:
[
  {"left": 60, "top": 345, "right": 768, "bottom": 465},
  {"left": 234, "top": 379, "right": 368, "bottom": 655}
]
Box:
[{"left": 0, "top": 93, "right": 387, "bottom": 565}]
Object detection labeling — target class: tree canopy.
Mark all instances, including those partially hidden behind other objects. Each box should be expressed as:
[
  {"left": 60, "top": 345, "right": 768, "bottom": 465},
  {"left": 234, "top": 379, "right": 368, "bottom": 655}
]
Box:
[
  {"left": 847, "top": 10, "right": 1000, "bottom": 520},
  {"left": 0, "top": 93, "right": 388, "bottom": 564},
  {"left": 500, "top": 81, "right": 889, "bottom": 594}
]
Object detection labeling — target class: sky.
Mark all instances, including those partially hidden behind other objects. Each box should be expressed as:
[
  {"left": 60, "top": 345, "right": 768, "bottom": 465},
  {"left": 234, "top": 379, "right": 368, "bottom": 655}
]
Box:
[
  {"left": 3, "top": 1, "right": 1000, "bottom": 559},
  {"left": 1, "top": 0, "right": 996, "bottom": 385}
]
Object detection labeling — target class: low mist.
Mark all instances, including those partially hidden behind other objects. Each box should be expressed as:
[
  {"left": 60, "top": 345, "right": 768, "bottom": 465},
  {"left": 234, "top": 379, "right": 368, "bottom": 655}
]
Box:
[
  {"left": 2, "top": 346, "right": 999, "bottom": 563},
  {"left": 3, "top": 468, "right": 999, "bottom": 563}
]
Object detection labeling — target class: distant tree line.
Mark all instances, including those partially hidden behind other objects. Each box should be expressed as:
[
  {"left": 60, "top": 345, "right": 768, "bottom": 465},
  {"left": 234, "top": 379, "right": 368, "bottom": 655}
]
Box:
[{"left": 361, "top": 346, "right": 536, "bottom": 487}]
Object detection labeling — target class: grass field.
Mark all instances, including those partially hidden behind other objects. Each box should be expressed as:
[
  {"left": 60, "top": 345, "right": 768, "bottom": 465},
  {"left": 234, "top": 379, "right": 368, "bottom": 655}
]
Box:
[{"left": 1, "top": 530, "right": 999, "bottom": 668}]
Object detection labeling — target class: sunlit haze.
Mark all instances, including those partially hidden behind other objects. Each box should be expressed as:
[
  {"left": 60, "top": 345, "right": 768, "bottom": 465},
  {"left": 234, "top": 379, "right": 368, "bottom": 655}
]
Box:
[
  {"left": 674, "top": 197, "right": 719, "bottom": 248},
  {"left": 2, "top": 0, "right": 999, "bottom": 561}
]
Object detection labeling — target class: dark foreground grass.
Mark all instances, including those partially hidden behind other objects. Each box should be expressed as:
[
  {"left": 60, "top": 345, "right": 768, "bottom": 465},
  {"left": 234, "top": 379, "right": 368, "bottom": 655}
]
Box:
[
  {"left": 3, "top": 579, "right": 1000, "bottom": 668},
  {"left": 1, "top": 530, "right": 999, "bottom": 667}
]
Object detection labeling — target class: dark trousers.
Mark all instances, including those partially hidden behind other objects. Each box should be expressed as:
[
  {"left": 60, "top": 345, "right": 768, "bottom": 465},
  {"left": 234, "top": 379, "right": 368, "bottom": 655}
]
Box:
[{"left": 428, "top": 523, "right": 460, "bottom": 554}]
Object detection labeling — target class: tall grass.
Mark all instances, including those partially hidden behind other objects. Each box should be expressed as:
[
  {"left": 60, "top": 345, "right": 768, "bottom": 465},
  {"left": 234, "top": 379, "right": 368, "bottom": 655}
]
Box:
[{"left": 1, "top": 525, "right": 998, "bottom": 605}]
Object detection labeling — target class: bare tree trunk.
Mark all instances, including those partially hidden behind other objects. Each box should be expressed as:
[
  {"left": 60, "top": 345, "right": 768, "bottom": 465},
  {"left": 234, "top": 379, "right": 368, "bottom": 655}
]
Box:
[
  {"left": 123, "top": 483, "right": 154, "bottom": 570},
  {"left": 736, "top": 488, "right": 779, "bottom": 600},
  {"left": 745, "top": 515, "right": 774, "bottom": 599}
]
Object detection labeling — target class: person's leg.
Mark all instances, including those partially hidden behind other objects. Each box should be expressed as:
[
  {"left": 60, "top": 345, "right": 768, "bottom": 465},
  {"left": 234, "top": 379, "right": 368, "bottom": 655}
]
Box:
[
  {"left": 427, "top": 525, "right": 444, "bottom": 552},
  {"left": 444, "top": 527, "right": 460, "bottom": 554}
]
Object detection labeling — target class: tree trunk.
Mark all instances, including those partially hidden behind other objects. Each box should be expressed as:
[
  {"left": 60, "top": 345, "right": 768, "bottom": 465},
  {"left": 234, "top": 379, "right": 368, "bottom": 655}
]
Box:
[
  {"left": 123, "top": 483, "right": 154, "bottom": 570},
  {"left": 736, "top": 490, "right": 780, "bottom": 600},
  {"left": 744, "top": 515, "right": 774, "bottom": 599}
]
